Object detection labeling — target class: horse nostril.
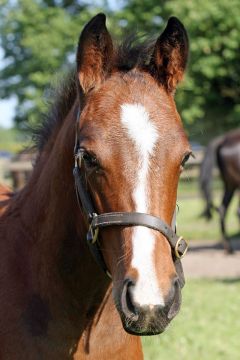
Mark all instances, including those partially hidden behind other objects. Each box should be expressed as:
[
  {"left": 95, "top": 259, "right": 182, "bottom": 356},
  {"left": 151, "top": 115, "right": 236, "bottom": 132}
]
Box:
[
  {"left": 121, "top": 278, "right": 139, "bottom": 321},
  {"left": 167, "top": 278, "right": 181, "bottom": 320},
  {"left": 173, "top": 276, "right": 180, "bottom": 291},
  {"left": 167, "top": 277, "right": 179, "bottom": 301}
]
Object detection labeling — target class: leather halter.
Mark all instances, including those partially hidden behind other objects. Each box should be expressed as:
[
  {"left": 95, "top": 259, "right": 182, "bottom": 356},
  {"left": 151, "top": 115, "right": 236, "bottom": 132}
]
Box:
[{"left": 73, "top": 137, "right": 188, "bottom": 283}]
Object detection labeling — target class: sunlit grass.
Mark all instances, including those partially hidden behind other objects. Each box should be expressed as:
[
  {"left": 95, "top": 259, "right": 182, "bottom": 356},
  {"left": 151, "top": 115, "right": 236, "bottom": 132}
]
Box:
[
  {"left": 177, "top": 179, "right": 239, "bottom": 242},
  {"left": 143, "top": 279, "right": 240, "bottom": 360}
]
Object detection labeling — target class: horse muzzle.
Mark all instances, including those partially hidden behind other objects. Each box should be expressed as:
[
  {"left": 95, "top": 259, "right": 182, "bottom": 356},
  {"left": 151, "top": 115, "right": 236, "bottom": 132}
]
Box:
[{"left": 117, "top": 276, "right": 182, "bottom": 336}]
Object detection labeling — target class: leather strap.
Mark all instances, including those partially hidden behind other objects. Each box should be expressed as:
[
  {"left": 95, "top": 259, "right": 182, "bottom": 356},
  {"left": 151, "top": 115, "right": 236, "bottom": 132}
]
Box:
[
  {"left": 73, "top": 164, "right": 111, "bottom": 275},
  {"left": 73, "top": 140, "right": 188, "bottom": 284},
  {"left": 73, "top": 165, "right": 95, "bottom": 222},
  {"left": 90, "top": 212, "right": 188, "bottom": 257}
]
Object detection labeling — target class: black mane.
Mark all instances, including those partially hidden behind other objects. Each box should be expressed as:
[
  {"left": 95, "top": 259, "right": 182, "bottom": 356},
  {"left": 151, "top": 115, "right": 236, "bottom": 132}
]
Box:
[
  {"left": 114, "top": 35, "right": 156, "bottom": 71},
  {"left": 33, "top": 35, "right": 156, "bottom": 152}
]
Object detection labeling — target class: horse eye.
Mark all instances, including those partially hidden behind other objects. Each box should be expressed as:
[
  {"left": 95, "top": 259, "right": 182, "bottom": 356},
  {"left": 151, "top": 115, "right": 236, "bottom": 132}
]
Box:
[
  {"left": 82, "top": 151, "right": 99, "bottom": 169},
  {"left": 181, "top": 152, "right": 191, "bottom": 168}
]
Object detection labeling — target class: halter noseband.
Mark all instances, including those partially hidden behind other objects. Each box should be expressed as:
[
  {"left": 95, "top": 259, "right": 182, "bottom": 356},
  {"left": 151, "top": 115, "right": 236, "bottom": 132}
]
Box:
[{"left": 73, "top": 135, "right": 188, "bottom": 281}]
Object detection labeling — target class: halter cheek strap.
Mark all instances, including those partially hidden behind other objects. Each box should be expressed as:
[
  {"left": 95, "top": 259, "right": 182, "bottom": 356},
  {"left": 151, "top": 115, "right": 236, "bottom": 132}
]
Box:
[{"left": 73, "top": 148, "right": 188, "bottom": 283}]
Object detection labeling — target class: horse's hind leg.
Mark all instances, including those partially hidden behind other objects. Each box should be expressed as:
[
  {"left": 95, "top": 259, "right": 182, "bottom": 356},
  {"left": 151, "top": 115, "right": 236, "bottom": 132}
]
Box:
[{"left": 219, "top": 187, "right": 235, "bottom": 253}]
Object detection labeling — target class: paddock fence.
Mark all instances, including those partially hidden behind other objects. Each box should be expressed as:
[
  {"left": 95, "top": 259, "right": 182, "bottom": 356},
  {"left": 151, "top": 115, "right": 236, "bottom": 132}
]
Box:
[{"left": 1, "top": 148, "right": 216, "bottom": 190}]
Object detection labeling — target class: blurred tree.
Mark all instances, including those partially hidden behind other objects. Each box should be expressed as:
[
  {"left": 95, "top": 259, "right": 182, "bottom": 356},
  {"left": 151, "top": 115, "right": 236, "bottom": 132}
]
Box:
[
  {"left": 112, "top": 0, "right": 240, "bottom": 141},
  {"left": 0, "top": 0, "right": 96, "bottom": 128},
  {"left": 1, "top": 0, "right": 240, "bottom": 139}
]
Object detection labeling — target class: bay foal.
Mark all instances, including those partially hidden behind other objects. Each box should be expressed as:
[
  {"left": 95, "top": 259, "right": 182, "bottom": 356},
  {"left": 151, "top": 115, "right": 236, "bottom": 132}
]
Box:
[{"left": 0, "top": 14, "right": 190, "bottom": 359}]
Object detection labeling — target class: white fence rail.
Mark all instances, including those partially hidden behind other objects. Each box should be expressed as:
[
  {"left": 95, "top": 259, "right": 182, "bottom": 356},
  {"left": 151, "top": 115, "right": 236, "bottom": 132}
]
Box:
[{"left": 1, "top": 149, "right": 206, "bottom": 189}]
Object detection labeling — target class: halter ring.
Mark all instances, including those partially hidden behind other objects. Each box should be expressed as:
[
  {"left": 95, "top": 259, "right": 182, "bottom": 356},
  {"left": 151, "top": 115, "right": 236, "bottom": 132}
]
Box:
[
  {"left": 174, "top": 236, "right": 189, "bottom": 259},
  {"left": 75, "top": 149, "right": 85, "bottom": 168},
  {"left": 87, "top": 223, "right": 99, "bottom": 244}
]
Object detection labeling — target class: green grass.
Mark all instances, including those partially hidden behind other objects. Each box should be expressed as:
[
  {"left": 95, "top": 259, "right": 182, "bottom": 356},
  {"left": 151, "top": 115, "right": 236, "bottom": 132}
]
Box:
[
  {"left": 176, "top": 179, "right": 239, "bottom": 242},
  {"left": 178, "top": 177, "right": 223, "bottom": 198},
  {"left": 143, "top": 279, "right": 240, "bottom": 360}
]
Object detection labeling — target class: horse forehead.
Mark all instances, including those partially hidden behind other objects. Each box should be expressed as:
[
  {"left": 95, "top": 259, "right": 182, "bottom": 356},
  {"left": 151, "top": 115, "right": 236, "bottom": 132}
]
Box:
[
  {"left": 95, "top": 71, "right": 170, "bottom": 110},
  {"left": 113, "top": 73, "right": 171, "bottom": 110},
  {"left": 83, "top": 71, "right": 174, "bottom": 118},
  {"left": 80, "top": 73, "right": 184, "bottom": 148}
]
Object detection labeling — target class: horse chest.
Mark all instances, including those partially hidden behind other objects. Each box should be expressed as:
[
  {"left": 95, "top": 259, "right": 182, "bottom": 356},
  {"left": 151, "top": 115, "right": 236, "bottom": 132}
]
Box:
[{"left": 73, "top": 298, "right": 143, "bottom": 360}]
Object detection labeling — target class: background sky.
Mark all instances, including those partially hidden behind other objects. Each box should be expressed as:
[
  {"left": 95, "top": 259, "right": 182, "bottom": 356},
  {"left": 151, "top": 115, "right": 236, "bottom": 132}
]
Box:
[{"left": 0, "top": 48, "right": 16, "bottom": 128}]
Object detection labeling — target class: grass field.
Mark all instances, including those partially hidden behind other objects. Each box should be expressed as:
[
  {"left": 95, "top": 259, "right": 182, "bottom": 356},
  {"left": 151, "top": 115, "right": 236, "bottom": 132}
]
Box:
[
  {"left": 143, "top": 279, "right": 240, "bottom": 360},
  {"left": 177, "top": 178, "right": 239, "bottom": 242}
]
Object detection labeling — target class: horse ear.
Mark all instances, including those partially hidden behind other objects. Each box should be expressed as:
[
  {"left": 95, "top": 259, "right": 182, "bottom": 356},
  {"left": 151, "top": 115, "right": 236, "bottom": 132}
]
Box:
[
  {"left": 76, "top": 13, "right": 113, "bottom": 94},
  {"left": 150, "top": 17, "right": 189, "bottom": 93}
]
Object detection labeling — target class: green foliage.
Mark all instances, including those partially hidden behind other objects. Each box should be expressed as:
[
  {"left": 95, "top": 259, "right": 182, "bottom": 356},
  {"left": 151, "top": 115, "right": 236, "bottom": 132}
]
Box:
[
  {"left": 0, "top": 0, "right": 95, "bottom": 128},
  {"left": 0, "top": 127, "right": 29, "bottom": 152},
  {"left": 143, "top": 279, "right": 240, "bottom": 359},
  {"left": 112, "top": 0, "right": 240, "bottom": 142}
]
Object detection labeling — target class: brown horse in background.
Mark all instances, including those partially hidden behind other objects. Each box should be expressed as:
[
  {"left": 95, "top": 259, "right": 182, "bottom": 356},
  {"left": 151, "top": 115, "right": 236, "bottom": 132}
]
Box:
[
  {"left": 0, "top": 14, "right": 190, "bottom": 359},
  {"left": 200, "top": 129, "right": 240, "bottom": 253}
]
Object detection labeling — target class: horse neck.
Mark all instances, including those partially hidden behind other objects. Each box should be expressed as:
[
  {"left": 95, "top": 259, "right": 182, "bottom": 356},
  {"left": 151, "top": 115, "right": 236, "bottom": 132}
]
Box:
[{"left": 14, "top": 106, "right": 109, "bottom": 316}]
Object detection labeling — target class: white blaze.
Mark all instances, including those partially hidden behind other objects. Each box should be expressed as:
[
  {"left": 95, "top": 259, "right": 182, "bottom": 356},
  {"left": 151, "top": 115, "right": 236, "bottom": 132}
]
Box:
[{"left": 121, "top": 103, "right": 164, "bottom": 306}]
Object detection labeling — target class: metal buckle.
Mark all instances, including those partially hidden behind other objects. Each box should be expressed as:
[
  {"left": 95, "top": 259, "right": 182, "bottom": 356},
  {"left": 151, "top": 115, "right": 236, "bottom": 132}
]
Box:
[
  {"left": 174, "top": 236, "right": 189, "bottom": 259},
  {"left": 87, "top": 222, "right": 99, "bottom": 244},
  {"left": 74, "top": 150, "right": 82, "bottom": 168}
]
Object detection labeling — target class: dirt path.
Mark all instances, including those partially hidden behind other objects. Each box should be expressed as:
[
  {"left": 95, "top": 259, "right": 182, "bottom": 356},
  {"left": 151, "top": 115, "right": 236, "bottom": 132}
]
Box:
[{"left": 182, "top": 239, "right": 240, "bottom": 279}]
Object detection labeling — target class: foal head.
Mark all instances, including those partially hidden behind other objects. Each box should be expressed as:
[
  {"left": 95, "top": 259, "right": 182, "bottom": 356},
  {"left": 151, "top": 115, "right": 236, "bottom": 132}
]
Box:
[{"left": 76, "top": 14, "right": 190, "bottom": 335}]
